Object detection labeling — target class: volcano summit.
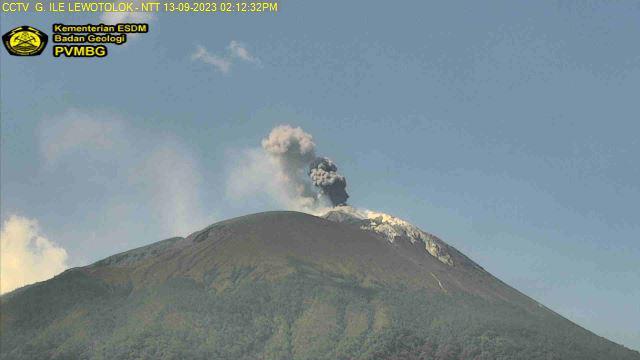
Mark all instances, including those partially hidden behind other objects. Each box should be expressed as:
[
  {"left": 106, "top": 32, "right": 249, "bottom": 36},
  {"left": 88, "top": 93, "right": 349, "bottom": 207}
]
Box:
[{"left": 1, "top": 210, "right": 638, "bottom": 359}]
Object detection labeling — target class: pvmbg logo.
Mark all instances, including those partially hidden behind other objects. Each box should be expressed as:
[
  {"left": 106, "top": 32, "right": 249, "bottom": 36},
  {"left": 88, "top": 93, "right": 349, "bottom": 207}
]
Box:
[{"left": 2, "top": 26, "right": 48, "bottom": 56}]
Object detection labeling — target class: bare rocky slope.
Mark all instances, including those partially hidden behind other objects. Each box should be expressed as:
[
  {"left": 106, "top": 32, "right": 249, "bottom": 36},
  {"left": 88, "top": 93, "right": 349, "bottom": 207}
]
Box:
[{"left": 2, "top": 211, "right": 638, "bottom": 359}]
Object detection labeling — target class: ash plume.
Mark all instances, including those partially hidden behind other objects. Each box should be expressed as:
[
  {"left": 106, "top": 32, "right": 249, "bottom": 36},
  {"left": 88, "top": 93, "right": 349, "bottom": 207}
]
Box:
[
  {"left": 259, "top": 125, "right": 318, "bottom": 209},
  {"left": 261, "top": 125, "right": 317, "bottom": 178},
  {"left": 309, "top": 157, "right": 349, "bottom": 206},
  {"left": 230, "top": 125, "right": 349, "bottom": 211},
  {"left": 261, "top": 125, "right": 349, "bottom": 208}
]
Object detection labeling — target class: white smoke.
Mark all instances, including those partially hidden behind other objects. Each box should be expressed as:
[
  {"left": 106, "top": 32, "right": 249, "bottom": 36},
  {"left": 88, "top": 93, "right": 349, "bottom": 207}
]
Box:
[
  {"left": 227, "top": 148, "right": 316, "bottom": 211},
  {"left": 39, "top": 109, "right": 211, "bottom": 237},
  {"left": 40, "top": 108, "right": 126, "bottom": 167},
  {"left": 0, "top": 215, "right": 68, "bottom": 294},
  {"left": 132, "top": 141, "right": 210, "bottom": 236}
]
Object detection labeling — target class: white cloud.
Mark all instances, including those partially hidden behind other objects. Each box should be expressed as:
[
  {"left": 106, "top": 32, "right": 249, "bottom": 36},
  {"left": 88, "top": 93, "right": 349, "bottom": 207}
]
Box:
[
  {"left": 192, "top": 45, "right": 232, "bottom": 74},
  {"left": 192, "top": 41, "right": 260, "bottom": 73},
  {"left": 1, "top": 215, "right": 68, "bottom": 294},
  {"left": 228, "top": 40, "right": 261, "bottom": 65}
]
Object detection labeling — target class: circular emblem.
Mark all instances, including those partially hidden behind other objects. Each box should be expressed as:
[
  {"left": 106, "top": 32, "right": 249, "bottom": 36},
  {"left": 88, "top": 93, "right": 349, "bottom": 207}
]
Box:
[{"left": 2, "top": 26, "right": 48, "bottom": 56}]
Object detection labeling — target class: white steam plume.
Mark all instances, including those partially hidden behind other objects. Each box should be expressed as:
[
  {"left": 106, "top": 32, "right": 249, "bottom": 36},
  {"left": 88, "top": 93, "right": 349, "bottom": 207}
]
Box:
[{"left": 40, "top": 109, "right": 212, "bottom": 237}]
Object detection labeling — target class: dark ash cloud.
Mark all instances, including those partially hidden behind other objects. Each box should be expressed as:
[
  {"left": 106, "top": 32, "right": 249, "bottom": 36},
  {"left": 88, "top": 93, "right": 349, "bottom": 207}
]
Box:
[{"left": 309, "top": 157, "right": 349, "bottom": 206}]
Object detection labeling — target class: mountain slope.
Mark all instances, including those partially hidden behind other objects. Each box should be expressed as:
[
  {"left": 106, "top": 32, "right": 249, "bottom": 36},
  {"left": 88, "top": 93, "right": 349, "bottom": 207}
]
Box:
[{"left": 2, "top": 211, "right": 638, "bottom": 359}]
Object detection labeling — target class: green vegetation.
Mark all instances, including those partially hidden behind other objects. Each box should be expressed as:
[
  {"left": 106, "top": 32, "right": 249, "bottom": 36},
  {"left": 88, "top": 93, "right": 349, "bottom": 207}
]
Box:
[{"left": 2, "top": 262, "right": 638, "bottom": 360}]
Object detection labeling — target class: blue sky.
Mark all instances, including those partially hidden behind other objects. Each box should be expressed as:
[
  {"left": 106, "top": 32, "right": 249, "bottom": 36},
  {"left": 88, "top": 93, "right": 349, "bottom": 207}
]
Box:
[{"left": 1, "top": 0, "right": 639, "bottom": 351}]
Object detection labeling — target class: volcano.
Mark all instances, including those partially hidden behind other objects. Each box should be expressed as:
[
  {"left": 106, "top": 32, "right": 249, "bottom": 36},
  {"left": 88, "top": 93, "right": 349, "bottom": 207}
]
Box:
[{"left": 1, "top": 210, "right": 638, "bottom": 359}]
